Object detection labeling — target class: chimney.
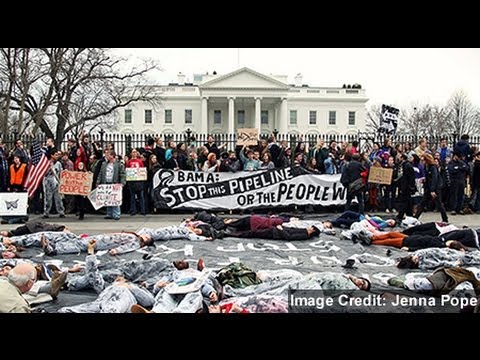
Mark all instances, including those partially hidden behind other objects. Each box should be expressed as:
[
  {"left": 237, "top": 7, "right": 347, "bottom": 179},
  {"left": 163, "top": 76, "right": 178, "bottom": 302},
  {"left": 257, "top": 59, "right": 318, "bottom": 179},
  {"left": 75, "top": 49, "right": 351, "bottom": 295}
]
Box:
[
  {"left": 294, "top": 73, "right": 303, "bottom": 87},
  {"left": 177, "top": 72, "right": 185, "bottom": 85}
]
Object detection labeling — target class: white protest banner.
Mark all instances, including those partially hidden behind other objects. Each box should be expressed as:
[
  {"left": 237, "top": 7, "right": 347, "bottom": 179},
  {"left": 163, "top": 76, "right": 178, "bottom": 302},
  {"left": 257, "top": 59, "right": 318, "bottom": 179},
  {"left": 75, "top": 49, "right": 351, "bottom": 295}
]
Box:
[
  {"left": 0, "top": 192, "right": 28, "bottom": 216},
  {"left": 88, "top": 184, "right": 123, "bottom": 209},
  {"left": 153, "top": 168, "right": 347, "bottom": 210},
  {"left": 126, "top": 167, "right": 147, "bottom": 181},
  {"left": 59, "top": 170, "right": 93, "bottom": 195}
]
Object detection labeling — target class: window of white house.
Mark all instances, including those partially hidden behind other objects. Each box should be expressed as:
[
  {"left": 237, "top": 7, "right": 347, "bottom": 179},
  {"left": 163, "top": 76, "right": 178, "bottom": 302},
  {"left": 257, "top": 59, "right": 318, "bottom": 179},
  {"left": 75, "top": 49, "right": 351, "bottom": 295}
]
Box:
[
  {"left": 238, "top": 110, "right": 245, "bottom": 125},
  {"left": 185, "top": 109, "right": 192, "bottom": 124},
  {"left": 165, "top": 109, "right": 172, "bottom": 124},
  {"left": 124, "top": 109, "right": 132, "bottom": 124},
  {"left": 214, "top": 110, "right": 222, "bottom": 124},
  {"left": 290, "top": 110, "right": 297, "bottom": 125},
  {"left": 145, "top": 109, "right": 152, "bottom": 124},
  {"left": 261, "top": 110, "right": 268, "bottom": 124},
  {"left": 309, "top": 110, "right": 317, "bottom": 125},
  {"left": 348, "top": 111, "right": 356, "bottom": 125},
  {"left": 329, "top": 111, "right": 336, "bottom": 125}
]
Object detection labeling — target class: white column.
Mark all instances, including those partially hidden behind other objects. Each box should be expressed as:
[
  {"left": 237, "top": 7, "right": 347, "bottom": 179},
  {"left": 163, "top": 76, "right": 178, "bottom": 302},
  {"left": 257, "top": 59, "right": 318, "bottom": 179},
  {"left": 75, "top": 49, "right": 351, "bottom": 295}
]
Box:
[
  {"left": 228, "top": 97, "right": 235, "bottom": 134},
  {"left": 280, "top": 98, "right": 288, "bottom": 134},
  {"left": 201, "top": 97, "right": 208, "bottom": 134},
  {"left": 255, "top": 97, "right": 261, "bottom": 132}
]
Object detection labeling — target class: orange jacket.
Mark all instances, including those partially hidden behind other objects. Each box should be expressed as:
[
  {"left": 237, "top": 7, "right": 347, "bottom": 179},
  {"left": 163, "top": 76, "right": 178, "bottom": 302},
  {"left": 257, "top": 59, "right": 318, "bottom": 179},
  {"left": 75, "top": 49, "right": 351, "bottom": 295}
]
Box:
[{"left": 9, "top": 163, "right": 28, "bottom": 187}]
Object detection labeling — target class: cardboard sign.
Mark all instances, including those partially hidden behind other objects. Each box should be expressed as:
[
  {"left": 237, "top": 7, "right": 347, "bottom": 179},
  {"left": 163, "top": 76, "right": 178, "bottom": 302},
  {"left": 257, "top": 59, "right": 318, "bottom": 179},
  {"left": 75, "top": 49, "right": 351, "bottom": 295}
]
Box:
[
  {"left": 59, "top": 170, "right": 93, "bottom": 195},
  {"left": 126, "top": 167, "right": 147, "bottom": 181},
  {"left": 236, "top": 128, "right": 259, "bottom": 146},
  {"left": 88, "top": 184, "right": 123, "bottom": 210},
  {"left": 0, "top": 192, "right": 28, "bottom": 216},
  {"left": 368, "top": 167, "right": 393, "bottom": 185}
]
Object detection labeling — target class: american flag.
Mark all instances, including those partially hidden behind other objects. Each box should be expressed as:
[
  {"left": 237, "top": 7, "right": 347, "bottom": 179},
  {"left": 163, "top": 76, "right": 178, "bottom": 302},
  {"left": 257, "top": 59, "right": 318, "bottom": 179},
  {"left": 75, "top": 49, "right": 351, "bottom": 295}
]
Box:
[{"left": 25, "top": 139, "right": 50, "bottom": 198}]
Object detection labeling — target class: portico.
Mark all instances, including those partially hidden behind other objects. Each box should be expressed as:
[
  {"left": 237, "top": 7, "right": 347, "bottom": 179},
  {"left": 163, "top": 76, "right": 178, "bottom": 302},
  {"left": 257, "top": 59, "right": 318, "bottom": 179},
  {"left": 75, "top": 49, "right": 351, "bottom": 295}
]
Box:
[{"left": 199, "top": 68, "right": 290, "bottom": 135}]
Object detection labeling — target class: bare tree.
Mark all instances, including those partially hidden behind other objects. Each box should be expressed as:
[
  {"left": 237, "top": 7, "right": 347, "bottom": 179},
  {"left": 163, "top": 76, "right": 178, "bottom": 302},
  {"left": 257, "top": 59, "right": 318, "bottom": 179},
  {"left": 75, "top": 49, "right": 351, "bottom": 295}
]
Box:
[
  {"left": 0, "top": 48, "right": 57, "bottom": 137},
  {"left": 429, "top": 104, "right": 450, "bottom": 137},
  {"left": 397, "top": 104, "right": 433, "bottom": 138},
  {"left": 445, "top": 90, "right": 479, "bottom": 136},
  {"left": 365, "top": 104, "right": 382, "bottom": 133},
  {"left": 1, "top": 48, "right": 160, "bottom": 147}
]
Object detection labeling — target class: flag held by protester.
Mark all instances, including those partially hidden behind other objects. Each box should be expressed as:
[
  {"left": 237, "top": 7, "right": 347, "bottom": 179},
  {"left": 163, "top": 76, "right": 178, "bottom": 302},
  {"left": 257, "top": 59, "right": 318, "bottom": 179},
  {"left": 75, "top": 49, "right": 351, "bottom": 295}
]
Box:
[{"left": 25, "top": 139, "right": 50, "bottom": 198}]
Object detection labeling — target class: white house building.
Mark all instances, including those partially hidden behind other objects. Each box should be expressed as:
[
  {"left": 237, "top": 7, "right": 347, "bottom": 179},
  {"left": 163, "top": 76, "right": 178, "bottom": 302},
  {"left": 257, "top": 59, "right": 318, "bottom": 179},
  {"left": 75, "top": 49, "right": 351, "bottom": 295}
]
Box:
[{"left": 118, "top": 67, "right": 368, "bottom": 136}]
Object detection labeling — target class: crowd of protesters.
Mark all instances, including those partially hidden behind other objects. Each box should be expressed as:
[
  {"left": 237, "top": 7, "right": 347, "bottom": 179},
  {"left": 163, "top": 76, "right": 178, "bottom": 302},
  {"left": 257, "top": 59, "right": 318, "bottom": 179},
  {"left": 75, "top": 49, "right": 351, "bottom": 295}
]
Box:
[{"left": 1, "top": 132, "right": 479, "bottom": 221}]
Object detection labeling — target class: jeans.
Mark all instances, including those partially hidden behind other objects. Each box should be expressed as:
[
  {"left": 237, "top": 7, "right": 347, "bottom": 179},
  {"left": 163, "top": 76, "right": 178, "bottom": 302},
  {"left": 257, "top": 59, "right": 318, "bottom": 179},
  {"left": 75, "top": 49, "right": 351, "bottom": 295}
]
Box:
[{"left": 106, "top": 206, "right": 121, "bottom": 219}]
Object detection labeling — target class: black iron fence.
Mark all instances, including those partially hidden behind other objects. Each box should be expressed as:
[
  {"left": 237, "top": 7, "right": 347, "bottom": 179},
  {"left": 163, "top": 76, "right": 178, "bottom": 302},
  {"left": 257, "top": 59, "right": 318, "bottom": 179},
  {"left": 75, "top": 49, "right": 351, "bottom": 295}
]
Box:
[{"left": 1, "top": 132, "right": 479, "bottom": 158}]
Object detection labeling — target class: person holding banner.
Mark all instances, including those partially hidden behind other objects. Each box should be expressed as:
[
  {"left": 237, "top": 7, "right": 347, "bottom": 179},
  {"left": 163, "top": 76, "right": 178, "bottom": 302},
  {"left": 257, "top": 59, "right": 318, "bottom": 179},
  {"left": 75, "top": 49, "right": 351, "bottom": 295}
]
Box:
[
  {"left": 96, "top": 150, "right": 126, "bottom": 220},
  {"left": 126, "top": 149, "right": 146, "bottom": 216},
  {"left": 74, "top": 161, "right": 89, "bottom": 220}
]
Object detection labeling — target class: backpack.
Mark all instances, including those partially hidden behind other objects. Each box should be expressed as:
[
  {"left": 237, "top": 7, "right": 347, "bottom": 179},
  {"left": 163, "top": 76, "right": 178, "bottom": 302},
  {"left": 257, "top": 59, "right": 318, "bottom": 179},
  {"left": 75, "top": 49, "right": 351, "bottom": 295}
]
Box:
[{"left": 216, "top": 262, "right": 263, "bottom": 288}]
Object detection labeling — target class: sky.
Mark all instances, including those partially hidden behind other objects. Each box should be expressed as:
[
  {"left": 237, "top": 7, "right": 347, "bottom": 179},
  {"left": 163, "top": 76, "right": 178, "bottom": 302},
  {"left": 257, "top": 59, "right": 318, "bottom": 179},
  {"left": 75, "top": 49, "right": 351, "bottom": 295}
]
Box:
[{"left": 113, "top": 48, "right": 480, "bottom": 109}]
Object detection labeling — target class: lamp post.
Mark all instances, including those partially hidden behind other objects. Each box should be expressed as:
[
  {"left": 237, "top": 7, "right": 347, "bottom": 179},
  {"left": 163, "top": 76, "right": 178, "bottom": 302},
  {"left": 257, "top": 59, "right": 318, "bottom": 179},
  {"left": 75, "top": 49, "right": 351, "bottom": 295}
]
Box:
[
  {"left": 185, "top": 128, "right": 192, "bottom": 146},
  {"left": 273, "top": 128, "right": 279, "bottom": 139},
  {"left": 99, "top": 128, "right": 105, "bottom": 147}
]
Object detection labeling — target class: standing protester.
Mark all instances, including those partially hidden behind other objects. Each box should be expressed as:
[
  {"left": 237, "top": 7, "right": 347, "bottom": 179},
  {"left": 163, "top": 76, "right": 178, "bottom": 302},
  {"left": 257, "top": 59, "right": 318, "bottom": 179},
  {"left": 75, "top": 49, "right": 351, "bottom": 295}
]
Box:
[
  {"left": 414, "top": 153, "right": 448, "bottom": 223},
  {"left": 96, "top": 150, "right": 126, "bottom": 220},
  {"left": 448, "top": 150, "right": 470, "bottom": 215},
  {"left": 126, "top": 149, "right": 146, "bottom": 216},
  {"left": 0, "top": 140, "right": 9, "bottom": 192},
  {"left": 395, "top": 154, "right": 416, "bottom": 222},
  {"left": 471, "top": 151, "right": 480, "bottom": 213},
  {"left": 75, "top": 161, "right": 89, "bottom": 220},
  {"left": 43, "top": 150, "right": 65, "bottom": 219},
  {"left": 341, "top": 153, "right": 366, "bottom": 214}
]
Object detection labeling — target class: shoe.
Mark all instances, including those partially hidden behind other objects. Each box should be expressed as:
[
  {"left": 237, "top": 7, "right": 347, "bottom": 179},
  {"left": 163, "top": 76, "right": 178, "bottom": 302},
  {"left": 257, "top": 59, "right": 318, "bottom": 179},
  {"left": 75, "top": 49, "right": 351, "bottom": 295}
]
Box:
[
  {"left": 0, "top": 220, "right": 8, "bottom": 224},
  {"left": 79, "top": 215, "right": 84, "bottom": 220},
  {"left": 42, "top": 214, "right": 49, "bottom": 219},
  {"left": 59, "top": 214, "right": 66, "bottom": 218},
  {"left": 104, "top": 216, "right": 113, "bottom": 219},
  {"left": 113, "top": 217, "right": 120, "bottom": 221},
  {"left": 358, "top": 232, "right": 372, "bottom": 245},
  {"left": 351, "top": 234, "right": 359, "bottom": 244},
  {"left": 457, "top": 210, "right": 465, "bottom": 215},
  {"left": 451, "top": 211, "right": 457, "bottom": 215},
  {"left": 49, "top": 271, "right": 68, "bottom": 299},
  {"left": 197, "top": 258, "right": 205, "bottom": 271},
  {"left": 385, "top": 209, "right": 390, "bottom": 213},
  {"left": 388, "top": 277, "right": 405, "bottom": 288},
  {"left": 342, "top": 259, "right": 356, "bottom": 269},
  {"left": 131, "top": 304, "right": 153, "bottom": 313}
]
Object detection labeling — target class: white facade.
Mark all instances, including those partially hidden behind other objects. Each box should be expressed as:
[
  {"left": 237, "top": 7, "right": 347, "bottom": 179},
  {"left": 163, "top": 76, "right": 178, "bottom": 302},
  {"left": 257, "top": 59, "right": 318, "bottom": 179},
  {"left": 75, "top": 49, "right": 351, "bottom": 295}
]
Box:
[{"left": 118, "top": 67, "right": 368, "bottom": 136}]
